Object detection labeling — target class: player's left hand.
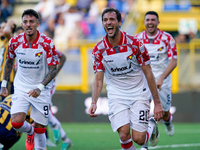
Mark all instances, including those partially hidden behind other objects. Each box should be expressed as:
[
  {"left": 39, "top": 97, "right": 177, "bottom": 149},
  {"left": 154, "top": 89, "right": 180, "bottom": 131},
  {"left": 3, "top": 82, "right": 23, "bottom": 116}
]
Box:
[
  {"left": 156, "top": 78, "right": 163, "bottom": 91},
  {"left": 27, "top": 88, "right": 41, "bottom": 98}
]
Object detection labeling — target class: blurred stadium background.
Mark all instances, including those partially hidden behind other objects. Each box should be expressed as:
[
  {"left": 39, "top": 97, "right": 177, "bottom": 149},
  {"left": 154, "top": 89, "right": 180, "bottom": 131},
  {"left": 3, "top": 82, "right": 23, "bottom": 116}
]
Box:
[
  {"left": 2, "top": 0, "right": 200, "bottom": 149},
  {"left": 2, "top": 0, "right": 200, "bottom": 122}
]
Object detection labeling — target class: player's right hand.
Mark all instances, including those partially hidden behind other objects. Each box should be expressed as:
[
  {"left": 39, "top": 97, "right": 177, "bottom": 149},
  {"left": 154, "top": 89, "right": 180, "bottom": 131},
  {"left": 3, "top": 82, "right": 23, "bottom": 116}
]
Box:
[
  {"left": 0, "top": 87, "right": 8, "bottom": 97},
  {"left": 89, "top": 103, "right": 98, "bottom": 117},
  {"left": 27, "top": 88, "right": 41, "bottom": 98}
]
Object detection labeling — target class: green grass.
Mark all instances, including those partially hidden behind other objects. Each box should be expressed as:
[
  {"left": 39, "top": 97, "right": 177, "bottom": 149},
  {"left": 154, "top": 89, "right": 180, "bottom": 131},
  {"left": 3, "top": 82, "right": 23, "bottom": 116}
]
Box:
[{"left": 10, "top": 122, "right": 200, "bottom": 150}]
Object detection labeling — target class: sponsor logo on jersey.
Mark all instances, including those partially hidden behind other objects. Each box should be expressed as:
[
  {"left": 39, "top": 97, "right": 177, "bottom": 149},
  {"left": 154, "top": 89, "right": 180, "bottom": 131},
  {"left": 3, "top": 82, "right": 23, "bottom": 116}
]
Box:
[
  {"left": 35, "top": 52, "right": 43, "bottom": 57},
  {"left": 19, "top": 59, "right": 40, "bottom": 65},
  {"left": 104, "top": 60, "right": 113, "bottom": 63},
  {"left": 16, "top": 52, "right": 26, "bottom": 55},
  {"left": 111, "top": 66, "right": 128, "bottom": 72}
]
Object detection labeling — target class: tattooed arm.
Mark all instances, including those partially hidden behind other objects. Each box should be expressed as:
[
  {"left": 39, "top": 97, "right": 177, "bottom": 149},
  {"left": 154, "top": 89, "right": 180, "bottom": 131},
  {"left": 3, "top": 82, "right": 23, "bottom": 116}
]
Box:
[
  {"left": 28, "top": 65, "right": 57, "bottom": 98},
  {"left": 0, "top": 58, "right": 15, "bottom": 97},
  {"left": 42, "top": 65, "right": 57, "bottom": 86},
  {"left": 56, "top": 53, "right": 66, "bottom": 75}
]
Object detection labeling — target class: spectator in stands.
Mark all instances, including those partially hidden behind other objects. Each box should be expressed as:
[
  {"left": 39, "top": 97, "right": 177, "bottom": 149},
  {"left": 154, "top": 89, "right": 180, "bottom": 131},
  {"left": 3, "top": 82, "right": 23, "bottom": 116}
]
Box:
[
  {"left": 187, "top": 31, "right": 196, "bottom": 42},
  {"left": 34, "top": 0, "right": 56, "bottom": 22},
  {"left": 53, "top": 12, "right": 70, "bottom": 51},
  {"left": 34, "top": 0, "right": 56, "bottom": 33},
  {"left": 15, "top": 26, "right": 24, "bottom": 36},
  {"left": 0, "top": 0, "right": 14, "bottom": 22},
  {"left": 174, "top": 33, "right": 187, "bottom": 43}
]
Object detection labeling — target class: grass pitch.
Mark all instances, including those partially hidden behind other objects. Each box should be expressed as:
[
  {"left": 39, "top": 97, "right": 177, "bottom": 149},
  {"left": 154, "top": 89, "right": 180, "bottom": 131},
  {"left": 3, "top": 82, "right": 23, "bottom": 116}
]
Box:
[{"left": 10, "top": 122, "right": 200, "bottom": 150}]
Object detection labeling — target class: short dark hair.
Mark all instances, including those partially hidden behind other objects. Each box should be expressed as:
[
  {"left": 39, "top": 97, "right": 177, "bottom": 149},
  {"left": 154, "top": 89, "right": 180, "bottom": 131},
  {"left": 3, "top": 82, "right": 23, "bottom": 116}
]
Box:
[
  {"left": 101, "top": 7, "right": 122, "bottom": 22},
  {"left": 16, "top": 26, "right": 24, "bottom": 32},
  {"left": 145, "top": 11, "right": 159, "bottom": 20},
  {"left": 4, "top": 20, "right": 16, "bottom": 34},
  {"left": 22, "top": 9, "right": 39, "bottom": 20},
  {"left": 12, "top": 23, "right": 17, "bottom": 34}
]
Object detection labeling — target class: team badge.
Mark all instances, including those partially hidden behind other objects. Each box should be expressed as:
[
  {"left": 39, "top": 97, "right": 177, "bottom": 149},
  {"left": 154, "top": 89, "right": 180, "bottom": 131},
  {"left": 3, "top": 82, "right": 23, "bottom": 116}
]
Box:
[
  {"left": 127, "top": 54, "right": 133, "bottom": 60},
  {"left": 157, "top": 46, "right": 164, "bottom": 51},
  {"left": 35, "top": 52, "right": 43, "bottom": 57}
]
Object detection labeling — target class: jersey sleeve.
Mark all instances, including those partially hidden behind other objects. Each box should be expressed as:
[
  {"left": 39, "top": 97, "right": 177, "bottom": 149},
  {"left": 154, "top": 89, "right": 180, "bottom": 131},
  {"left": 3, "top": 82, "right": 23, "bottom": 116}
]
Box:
[
  {"left": 46, "top": 39, "right": 59, "bottom": 66},
  {"left": 167, "top": 35, "right": 177, "bottom": 60},
  {"left": 56, "top": 50, "right": 62, "bottom": 59},
  {"left": 92, "top": 46, "right": 105, "bottom": 73},
  {"left": 135, "top": 39, "right": 151, "bottom": 66},
  {"left": 7, "top": 38, "right": 17, "bottom": 59}
]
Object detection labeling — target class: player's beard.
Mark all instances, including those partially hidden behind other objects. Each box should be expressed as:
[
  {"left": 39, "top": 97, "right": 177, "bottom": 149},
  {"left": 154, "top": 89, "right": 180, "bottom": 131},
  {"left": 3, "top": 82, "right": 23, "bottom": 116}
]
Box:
[
  {"left": 147, "top": 28, "right": 157, "bottom": 35},
  {"left": 25, "top": 28, "right": 35, "bottom": 37},
  {"left": 26, "top": 33, "right": 34, "bottom": 37}
]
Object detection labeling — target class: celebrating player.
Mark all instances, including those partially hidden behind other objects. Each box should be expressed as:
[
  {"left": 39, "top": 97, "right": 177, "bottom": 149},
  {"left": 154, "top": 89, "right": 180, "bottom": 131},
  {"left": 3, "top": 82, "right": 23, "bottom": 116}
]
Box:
[
  {"left": 136, "top": 11, "right": 177, "bottom": 150},
  {"left": 0, "top": 9, "right": 58, "bottom": 150},
  {"left": 89, "top": 7, "right": 164, "bottom": 150}
]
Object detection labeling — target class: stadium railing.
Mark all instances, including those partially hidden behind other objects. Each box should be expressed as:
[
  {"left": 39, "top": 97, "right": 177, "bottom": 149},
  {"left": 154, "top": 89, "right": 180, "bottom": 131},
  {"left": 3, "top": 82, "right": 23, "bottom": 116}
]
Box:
[{"left": 55, "top": 38, "right": 200, "bottom": 94}]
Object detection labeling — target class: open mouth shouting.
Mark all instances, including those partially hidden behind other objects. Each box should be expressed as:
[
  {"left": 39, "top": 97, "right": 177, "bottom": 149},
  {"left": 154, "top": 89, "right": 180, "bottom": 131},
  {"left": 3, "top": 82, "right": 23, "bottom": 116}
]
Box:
[{"left": 107, "top": 26, "right": 114, "bottom": 35}]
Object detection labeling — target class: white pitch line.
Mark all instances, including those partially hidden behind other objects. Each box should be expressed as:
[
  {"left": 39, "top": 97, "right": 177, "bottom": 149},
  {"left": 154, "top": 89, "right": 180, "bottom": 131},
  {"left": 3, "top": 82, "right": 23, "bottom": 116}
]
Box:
[{"left": 136, "top": 143, "right": 200, "bottom": 150}]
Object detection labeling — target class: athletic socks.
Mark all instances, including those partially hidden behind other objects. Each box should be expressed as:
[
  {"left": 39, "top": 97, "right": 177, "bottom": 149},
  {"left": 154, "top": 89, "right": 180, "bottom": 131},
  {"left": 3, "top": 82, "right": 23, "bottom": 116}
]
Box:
[
  {"left": 163, "top": 113, "right": 173, "bottom": 125},
  {"left": 34, "top": 128, "right": 46, "bottom": 150},
  {"left": 12, "top": 121, "right": 34, "bottom": 135},
  {"left": 34, "top": 132, "right": 46, "bottom": 149},
  {"left": 120, "top": 138, "right": 136, "bottom": 150}
]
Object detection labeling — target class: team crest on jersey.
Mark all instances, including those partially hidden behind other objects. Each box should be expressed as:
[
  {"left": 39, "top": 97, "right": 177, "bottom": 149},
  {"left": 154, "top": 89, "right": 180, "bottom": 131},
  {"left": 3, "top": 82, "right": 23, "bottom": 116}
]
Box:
[
  {"left": 157, "top": 46, "right": 164, "bottom": 51},
  {"left": 35, "top": 52, "right": 43, "bottom": 57},
  {"left": 127, "top": 53, "right": 133, "bottom": 60}
]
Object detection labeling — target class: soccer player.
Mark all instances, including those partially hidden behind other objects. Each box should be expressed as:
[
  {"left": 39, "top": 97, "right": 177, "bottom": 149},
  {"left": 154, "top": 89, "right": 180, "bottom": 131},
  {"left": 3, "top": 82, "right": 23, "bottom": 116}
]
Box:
[
  {"left": 0, "top": 9, "right": 58, "bottom": 150},
  {"left": 0, "top": 95, "right": 33, "bottom": 150},
  {"left": 135, "top": 11, "right": 177, "bottom": 150},
  {"left": 47, "top": 50, "right": 72, "bottom": 150},
  {"left": 43, "top": 29, "right": 73, "bottom": 149},
  {"left": 89, "top": 7, "right": 164, "bottom": 150},
  {"left": 0, "top": 20, "right": 16, "bottom": 101}
]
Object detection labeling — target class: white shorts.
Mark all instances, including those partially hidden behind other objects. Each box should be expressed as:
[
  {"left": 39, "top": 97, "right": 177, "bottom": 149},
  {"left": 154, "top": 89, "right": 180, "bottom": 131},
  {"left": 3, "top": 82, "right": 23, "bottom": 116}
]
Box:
[
  {"left": 157, "top": 87, "right": 171, "bottom": 112},
  {"left": 108, "top": 99, "right": 150, "bottom": 132},
  {"left": 11, "top": 90, "right": 51, "bottom": 126}
]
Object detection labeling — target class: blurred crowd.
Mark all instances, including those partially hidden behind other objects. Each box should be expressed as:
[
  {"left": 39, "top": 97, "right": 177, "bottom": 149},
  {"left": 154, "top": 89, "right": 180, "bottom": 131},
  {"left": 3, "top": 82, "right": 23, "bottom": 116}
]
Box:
[
  {"left": 1, "top": 0, "right": 200, "bottom": 51},
  {"left": 0, "top": 0, "right": 14, "bottom": 23},
  {"left": 33, "top": 0, "right": 134, "bottom": 52}
]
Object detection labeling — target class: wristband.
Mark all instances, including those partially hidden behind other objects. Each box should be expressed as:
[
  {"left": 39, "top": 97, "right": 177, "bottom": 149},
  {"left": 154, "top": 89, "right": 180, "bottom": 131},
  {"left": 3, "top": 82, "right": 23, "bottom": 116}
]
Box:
[
  {"left": 91, "top": 101, "right": 96, "bottom": 104},
  {"left": 37, "top": 83, "right": 45, "bottom": 91},
  {"left": 1, "top": 80, "right": 7, "bottom": 87}
]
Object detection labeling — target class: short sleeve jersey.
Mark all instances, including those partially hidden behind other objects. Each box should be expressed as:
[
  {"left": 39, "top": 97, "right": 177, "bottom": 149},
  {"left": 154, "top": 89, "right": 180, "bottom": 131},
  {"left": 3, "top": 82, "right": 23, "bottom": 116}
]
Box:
[
  {"left": 92, "top": 31, "right": 151, "bottom": 100},
  {"left": 136, "top": 29, "right": 177, "bottom": 88},
  {"left": 7, "top": 31, "right": 58, "bottom": 93}
]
